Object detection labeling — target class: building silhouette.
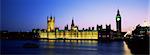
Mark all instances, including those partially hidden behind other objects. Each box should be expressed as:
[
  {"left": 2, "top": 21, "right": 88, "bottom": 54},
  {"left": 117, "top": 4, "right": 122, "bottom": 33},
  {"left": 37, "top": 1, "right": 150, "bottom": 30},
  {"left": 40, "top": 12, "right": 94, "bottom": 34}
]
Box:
[
  {"left": 71, "top": 19, "right": 78, "bottom": 30},
  {"left": 115, "top": 9, "right": 123, "bottom": 38},
  {"left": 97, "top": 24, "right": 115, "bottom": 40},
  {"left": 132, "top": 24, "right": 150, "bottom": 40},
  {"left": 116, "top": 9, "right": 121, "bottom": 32}
]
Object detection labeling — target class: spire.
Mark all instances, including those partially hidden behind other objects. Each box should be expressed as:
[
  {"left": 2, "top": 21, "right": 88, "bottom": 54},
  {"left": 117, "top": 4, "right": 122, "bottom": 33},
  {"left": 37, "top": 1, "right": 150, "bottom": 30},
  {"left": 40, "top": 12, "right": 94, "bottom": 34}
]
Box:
[
  {"left": 117, "top": 9, "right": 120, "bottom": 16},
  {"left": 117, "top": 9, "right": 120, "bottom": 14},
  {"left": 50, "top": 16, "right": 53, "bottom": 19},
  {"left": 71, "top": 18, "right": 74, "bottom": 26}
]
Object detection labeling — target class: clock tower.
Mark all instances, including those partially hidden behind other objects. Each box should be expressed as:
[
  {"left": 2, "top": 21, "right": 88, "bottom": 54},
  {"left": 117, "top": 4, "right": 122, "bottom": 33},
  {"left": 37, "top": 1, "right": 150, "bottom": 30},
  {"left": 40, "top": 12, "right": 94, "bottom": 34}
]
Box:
[{"left": 116, "top": 9, "right": 121, "bottom": 32}]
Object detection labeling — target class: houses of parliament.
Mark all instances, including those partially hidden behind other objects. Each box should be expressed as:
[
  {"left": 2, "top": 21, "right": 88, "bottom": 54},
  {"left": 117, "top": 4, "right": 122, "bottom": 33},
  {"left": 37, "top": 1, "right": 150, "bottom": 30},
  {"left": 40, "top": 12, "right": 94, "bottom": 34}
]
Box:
[{"left": 38, "top": 10, "right": 123, "bottom": 40}]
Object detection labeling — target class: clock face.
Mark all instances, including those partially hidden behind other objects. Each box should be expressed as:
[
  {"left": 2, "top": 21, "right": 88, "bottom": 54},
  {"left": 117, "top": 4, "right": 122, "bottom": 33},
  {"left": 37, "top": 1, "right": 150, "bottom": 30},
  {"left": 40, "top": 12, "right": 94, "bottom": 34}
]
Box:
[{"left": 117, "top": 18, "right": 120, "bottom": 21}]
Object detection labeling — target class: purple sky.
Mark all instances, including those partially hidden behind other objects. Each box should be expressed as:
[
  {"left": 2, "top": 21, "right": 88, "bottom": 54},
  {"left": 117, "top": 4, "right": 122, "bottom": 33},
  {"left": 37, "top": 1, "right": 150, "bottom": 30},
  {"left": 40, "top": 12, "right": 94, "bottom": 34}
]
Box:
[{"left": 1, "top": 0, "right": 149, "bottom": 32}]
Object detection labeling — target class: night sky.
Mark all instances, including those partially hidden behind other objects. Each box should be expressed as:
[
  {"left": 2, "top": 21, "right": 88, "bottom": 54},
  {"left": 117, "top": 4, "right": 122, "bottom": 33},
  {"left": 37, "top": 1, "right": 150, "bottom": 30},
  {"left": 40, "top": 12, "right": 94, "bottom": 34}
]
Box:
[{"left": 1, "top": 0, "right": 149, "bottom": 32}]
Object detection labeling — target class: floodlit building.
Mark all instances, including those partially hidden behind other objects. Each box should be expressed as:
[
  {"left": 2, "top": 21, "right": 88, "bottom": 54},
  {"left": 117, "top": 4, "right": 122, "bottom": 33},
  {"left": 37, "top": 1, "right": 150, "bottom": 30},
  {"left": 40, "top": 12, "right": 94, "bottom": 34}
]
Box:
[
  {"left": 39, "top": 10, "right": 124, "bottom": 40},
  {"left": 40, "top": 17, "right": 98, "bottom": 39},
  {"left": 47, "top": 16, "right": 55, "bottom": 32}
]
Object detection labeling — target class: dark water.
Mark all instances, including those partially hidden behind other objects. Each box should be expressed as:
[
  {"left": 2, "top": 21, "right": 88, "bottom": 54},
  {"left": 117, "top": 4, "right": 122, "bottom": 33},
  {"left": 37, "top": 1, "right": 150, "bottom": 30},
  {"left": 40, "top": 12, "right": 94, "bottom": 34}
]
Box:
[{"left": 1, "top": 40, "right": 132, "bottom": 55}]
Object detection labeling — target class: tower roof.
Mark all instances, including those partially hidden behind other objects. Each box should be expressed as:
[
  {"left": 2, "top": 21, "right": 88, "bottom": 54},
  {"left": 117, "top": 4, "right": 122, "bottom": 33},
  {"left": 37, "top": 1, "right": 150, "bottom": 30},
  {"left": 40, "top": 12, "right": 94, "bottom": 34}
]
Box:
[
  {"left": 50, "top": 16, "right": 53, "bottom": 19},
  {"left": 71, "top": 18, "right": 74, "bottom": 26},
  {"left": 117, "top": 9, "right": 120, "bottom": 16},
  {"left": 117, "top": 9, "right": 120, "bottom": 14}
]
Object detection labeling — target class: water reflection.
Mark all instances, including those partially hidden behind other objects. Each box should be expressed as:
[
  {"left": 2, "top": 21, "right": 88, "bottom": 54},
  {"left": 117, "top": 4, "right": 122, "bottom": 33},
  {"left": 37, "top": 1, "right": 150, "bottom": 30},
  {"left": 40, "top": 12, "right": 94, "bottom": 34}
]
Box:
[
  {"left": 2, "top": 40, "right": 133, "bottom": 55},
  {"left": 39, "top": 40, "right": 132, "bottom": 55},
  {"left": 123, "top": 41, "right": 132, "bottom": 55},
  {"left": 40, "top": 40, "right": 98, "bottom": 51}
]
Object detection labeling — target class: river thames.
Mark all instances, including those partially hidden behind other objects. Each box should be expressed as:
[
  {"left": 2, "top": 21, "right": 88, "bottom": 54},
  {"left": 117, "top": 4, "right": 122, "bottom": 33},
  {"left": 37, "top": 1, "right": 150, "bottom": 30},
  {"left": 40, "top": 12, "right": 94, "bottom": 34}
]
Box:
[{"left": 1, "top": 40, "right": 132, "bottom": 55}]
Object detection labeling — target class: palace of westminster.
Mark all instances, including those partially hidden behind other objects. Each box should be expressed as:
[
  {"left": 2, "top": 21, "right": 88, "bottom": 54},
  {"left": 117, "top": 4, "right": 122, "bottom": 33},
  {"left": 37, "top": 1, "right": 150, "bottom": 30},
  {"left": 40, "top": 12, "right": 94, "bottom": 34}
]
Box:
[{"left": 38, "top": 10, "right": 123, "bottom": 40}]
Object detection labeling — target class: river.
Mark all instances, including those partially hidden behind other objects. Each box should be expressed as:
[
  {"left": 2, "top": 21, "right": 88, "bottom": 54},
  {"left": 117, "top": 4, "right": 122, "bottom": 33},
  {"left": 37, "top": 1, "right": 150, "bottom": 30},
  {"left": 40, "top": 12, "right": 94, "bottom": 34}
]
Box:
[{"left": 1, "top": 40, "right": 132, "bottom": 55}]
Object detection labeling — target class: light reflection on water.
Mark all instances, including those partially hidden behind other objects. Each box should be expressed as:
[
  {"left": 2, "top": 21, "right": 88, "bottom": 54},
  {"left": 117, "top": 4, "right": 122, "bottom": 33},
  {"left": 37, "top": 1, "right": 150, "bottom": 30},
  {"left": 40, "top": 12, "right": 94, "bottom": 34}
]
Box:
[
  {"left": 41, "top": 40, "right": 98, "bottom": 51},
  {"left": 1, "top": 40, "right": 132, "bottom": 55},
  {"left": 39, "top": 40, "right": 132, "bottom": 55},
  {"left": 123, "top": 41, "right": 132, "bottom": 55}
]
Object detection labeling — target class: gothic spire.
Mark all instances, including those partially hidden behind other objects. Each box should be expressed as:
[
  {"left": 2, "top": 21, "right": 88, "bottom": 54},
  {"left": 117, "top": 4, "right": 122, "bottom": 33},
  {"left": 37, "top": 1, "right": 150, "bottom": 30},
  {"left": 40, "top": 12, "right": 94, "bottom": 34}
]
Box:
[
  {"left": 71, "top": 18, "right": 74, "bottom": 26},
  {"left": 117, "top": 9, "right": 120, "bottom": 16}
]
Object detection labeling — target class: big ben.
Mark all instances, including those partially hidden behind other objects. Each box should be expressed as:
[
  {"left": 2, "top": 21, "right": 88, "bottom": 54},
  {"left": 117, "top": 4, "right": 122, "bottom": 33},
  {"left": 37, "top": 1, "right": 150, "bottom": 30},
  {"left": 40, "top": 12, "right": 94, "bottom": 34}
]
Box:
[{"left": 116, "top": 9, "right": 121, "bottom": 32}]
